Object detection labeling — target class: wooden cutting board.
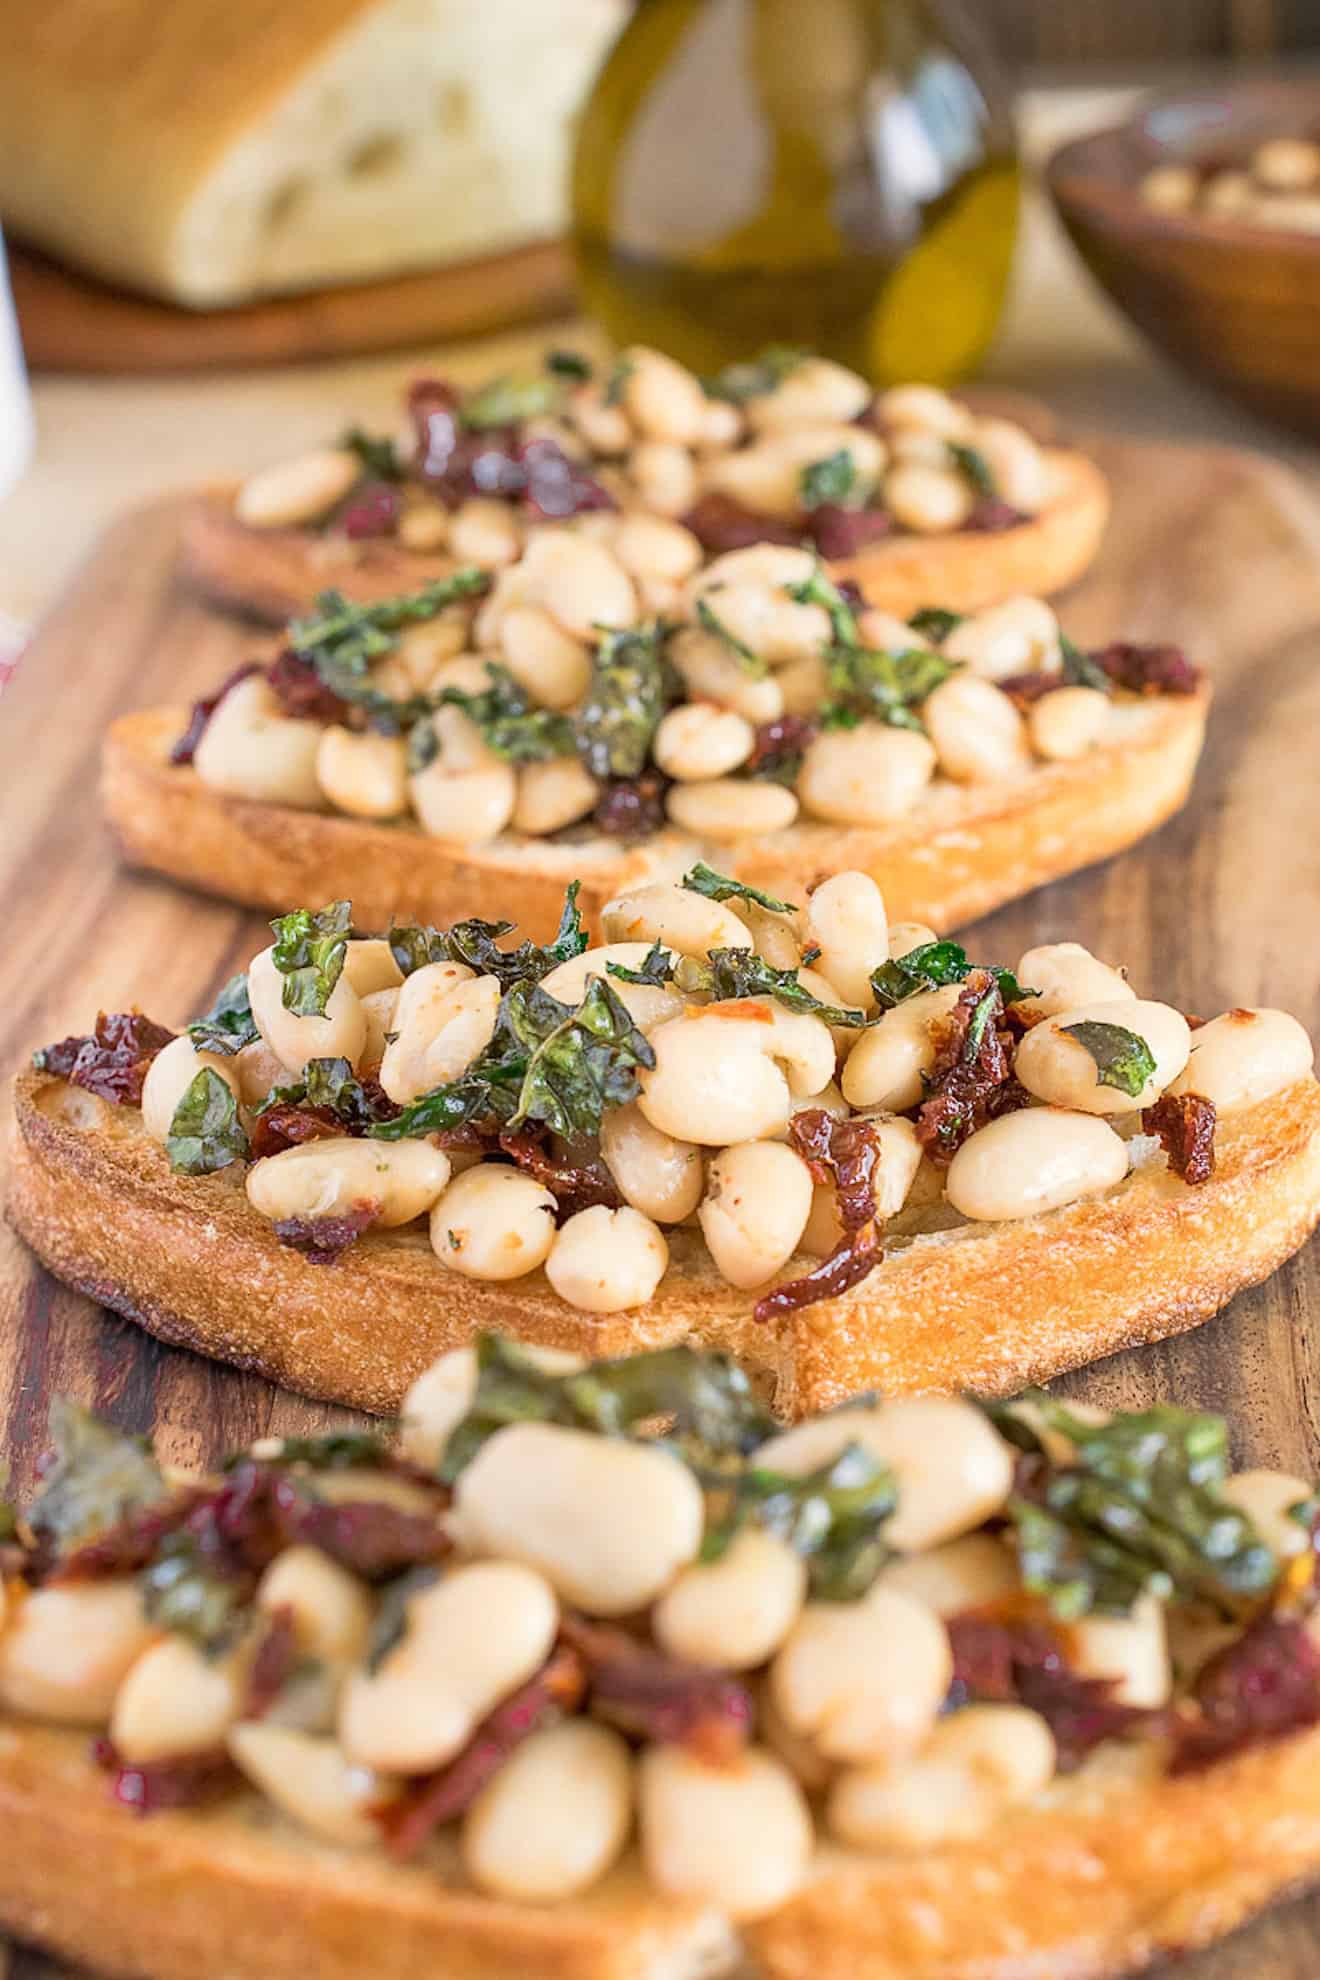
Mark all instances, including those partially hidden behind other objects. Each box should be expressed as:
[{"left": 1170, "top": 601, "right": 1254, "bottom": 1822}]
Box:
[
  {"left": 3, "top": 431, "right": 1320, "bottom": 1976},
  {"left": 9, "top": 239, "right": 576, "bottom": 373}
]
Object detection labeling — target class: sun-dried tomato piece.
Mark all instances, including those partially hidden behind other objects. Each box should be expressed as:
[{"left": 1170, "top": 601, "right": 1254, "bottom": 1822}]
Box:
[
  {"left": 266, "top": 647, "right": 352, "bottom": 724},
  {"left": 946, "top": 1612, "right": 1151, "bottom": 1772},
  {"left": 92, "top": 1737, "right": 236, "bottom": 1814},
  {"left": 272, "top": 1201, "right": 379, "bottom": 1263},
  {"left": 171, "top": 663, "right": 262, "bottom": 766},
  {"left": 808, "top": 504, "right": 892, "bottom": 560},
  {"left": 1093, "top": 641, "right": 1201, "bottom": 696},
  {"left": 338, "top": 480, "right": 402, "bottom": 540},
  {"left": 591, "top": 771, "right": 671, "bottom": 839},
  {"left": 498, "top": 1129, "right": 622, "bottom": 1218},
  {"left": 519, "top": 438, "right": 616, "bottom": 522},
  {"left": 915, "top": 970, "right": 1015, "bottom": 1164},
  {"left": 997, "top": 670, "right": 1060, "bottom": 710},
  {"left": 1142, "top": 1091, "right": 1217, "bottom": 1186},
  {"left": 681, "top": 493, "right": 803, "bottom": 554},
  {"left": 242, "top": 1606, "right": 300, "bottom": 1720},
  {"left": 45, "top": 1491, "right": 201, "bottom": 1586},
  {"left": 1170, "top": 1613, "right": 1320, "bottom": 1774},
  {"left": 35, "top": 1011, "right": 176, "bottom": 1107},
  {"left": 754, "top": 1222, "right": 883, "bottom": 1322},
  {"left": 746, "top": 714, "right": 818, "bottom": 784},
  {"left": 249, "top": 1102, "right": 343, "bottom": 1161},
  {"left": 964, "top": 497, "right": 1026, "bottom": 534},
  {"left": 380, "top": 1644, "right": 587, "bottom": 1858},
  {"left": 754, "top": 1110, "right": 886, "bottom": 1321},
  {"left": 560, "top": 1615, "right": 753, "bottom": 1764}
]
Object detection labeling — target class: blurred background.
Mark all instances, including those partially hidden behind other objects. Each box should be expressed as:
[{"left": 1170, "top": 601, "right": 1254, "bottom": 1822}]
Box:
[{"left": 2, "top": 0, "right": 1320, "bottom": 668}]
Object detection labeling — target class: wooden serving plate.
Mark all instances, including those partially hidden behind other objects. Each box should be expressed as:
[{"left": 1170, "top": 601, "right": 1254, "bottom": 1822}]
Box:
[
  {"left": 2, "top": 430, "right": 1320, "bottom": 1974},
  {"left": 9, "top": 239, "right": 576, "bottom": 374}
]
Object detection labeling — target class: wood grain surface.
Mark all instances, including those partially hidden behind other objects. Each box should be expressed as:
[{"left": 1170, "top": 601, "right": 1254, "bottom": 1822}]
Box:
[{"left": 2, "top": 432, "right": 1320, "bottom": 1976}]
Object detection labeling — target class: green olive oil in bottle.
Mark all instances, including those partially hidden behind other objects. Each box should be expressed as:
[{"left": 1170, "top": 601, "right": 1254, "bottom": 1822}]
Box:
[{"left": 571, "top": 0, "right": 1020, "bottom": 383}]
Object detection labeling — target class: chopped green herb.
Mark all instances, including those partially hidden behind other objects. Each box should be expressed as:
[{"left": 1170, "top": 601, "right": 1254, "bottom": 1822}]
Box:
[
  {"left": 27, "top": 1400, "right": 167, "bottom": 1559},
  {"left": 676, "top": 948, "right": 870, "bottom": 1028},
  {"left": 1061, "top": 632, "right": 1112, "bottom": 694},
  {"left": 340, "top": 426, "right": 401, "bottom": 482},
  {"left": 682, "top": 864, "right": 795, "bottom": 915},
  {"left": 460, "top": 373, "right": 561, "bottom": 429},
  {"left": 166, "top": 1067, "right": 250, "bottom": 1175},
  {"left": 785, "top": 561, "right": 860, "bottom": 650},
  {"left": 799, "top": 449, "right": 858, "bottom": 512},
  {"left": 187, "top": 973, "right": 258, "bottom": 1056},
  {"left": 703, "top": 346, "right": 806, "bottom": 405},
  {"left": 270, "top": 900, "right": 353, "bottom": 1016},
  {"left": 947, "top": 441, "right": 997, "bottom": 498},
  {"left": 702, "top": 1442, "right": 898, "bottom": 1600},
  {"left": 907, "top": 607, "right": 965, "bottom": 644},
  {"left": 870, "top": 940, "right": 1028, "bottom": 1012},
  {"left": 1060, "top": 1020, "right": 1157, "bottom": 1099},
  {"left": 545, "top": 349, "right": 593, "bottom": 382},
  {"left": 388, "top": 882, "right": 587, "bottom": 990},
  {"left": 574, "top": 622, "right": 676, "bottom": 780},
  {"left": 441, "top": 662, "right": 577, "bottom": 763},
  {"left": 821, "top": 643, "right": 954, "bottom": 733},
  {"left": 696, "top": 597, "right": 768, "bottom": 678},
  {"left": 286, "top": 573, "right": 490, "bottom": 732}
]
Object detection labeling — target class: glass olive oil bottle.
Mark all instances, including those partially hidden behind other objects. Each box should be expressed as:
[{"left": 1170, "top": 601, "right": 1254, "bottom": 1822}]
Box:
[{"left": 571, "top": 0, "right": 1019, "bottom": 383}]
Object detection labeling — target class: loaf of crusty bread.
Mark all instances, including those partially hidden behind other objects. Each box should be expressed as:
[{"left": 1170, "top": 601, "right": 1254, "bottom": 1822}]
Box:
[{"left": 0, "top": 0, "right": 622, "bottom": 306}]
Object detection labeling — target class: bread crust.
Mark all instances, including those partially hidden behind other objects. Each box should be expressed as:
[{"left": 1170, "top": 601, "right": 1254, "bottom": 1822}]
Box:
[
  {"left": 101, "top": 687, "right": 1208, "bottom": 944},
  {"left": 9, "top": 1071, "right": 1319, "bottom": 1419},
  {"left": 178, "top": 451, "right": 1110, "bottom": 626},
  {"left": 2, "top": 1718, "right": 1320, "bottom": 1980}
]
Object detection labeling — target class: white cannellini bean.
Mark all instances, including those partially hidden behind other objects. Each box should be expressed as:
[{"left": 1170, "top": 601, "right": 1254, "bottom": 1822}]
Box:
[
  {"left": 247, "top": 1136, "right": 451, "bottom": 1228},
  {"left": 775, "top": 649, "right": 827, "bottom": 716},
  {"left": 805, "top": 872, "right": 889, "bottom": 1011},
  {"left": 399, "top": 1344, "right": 584, "bottom": 1472},
  {"left": 408, "top": 706, "right": 517, "bottom": 845},
  {"left": 111, "top": 1636, "right": 243, "bottom": 1764},
  {"left": 463, "top": 1720, "right": 633, "bottom": 1902},
  {"left": 540, "top": 537, "right": 637, "bottom": 639},
  {"left": 690, "top": 542, "right": 817, "bottom": 597},
  {"left": 380, "top": 965, "right": 500, "bottom": 1104},
  {"left": 431, "top": 1162, "right": 557, "bottom": 1281},
  {"left": 1028, "top": 686, "right": 1110, "bottom": 762},
  {"left": 228, "top": 1724, "right": 387, "bottom": 1847},
  {"left": 612, "top": 513, "right": 703, "bottom": 584},
  {"left": 1169, "top": 1008, "right": 1315, "bottom": 1113},
  {"left": 924, "top": 673, "right": 1032, "bottom": 784},
  {"left": 235, "top": 448, "right": 360, "bottom": 529},
  {"left": 395, "top": 615, "right": 470, "bottom": 685},
  {"left": 397, "top": 498, "right": 449, "bottom": 552},
  {"left": 653, "top": 703, "right": 756, "bottom": 782},
  {"left": 641, "top": 1003, "right": 835, "bottom": 1145},
  {"left": 884, "top": 461, "right": 975, "bottom": 534},
  {"left": 247, "top": 945, "right": 367, "bottom": 1075},
  {"left": 945, "top": 1108, "right": 1129, "bottom": 1221},
  {"left": 1218, "top": 1469, "right": 1315, "bottom": 1561},
  {"left": 234, "top": 1036, "right": 286, "bottom": 1108},
  {"left": 1254, "top": 136, "right": 1320, "bottom": 191},
  {"left": 0, "top": 1581, "right": 154, "bottom": 1725},
  {"left": 449, "top": 497, "right": 522, "bottom": 569},
  {"left": 257, "top": 1546, "right": 374, "bottom": 1665},
  {"left": 315, "top": 727, "right": 408, "bottom": 819},
  {"left": 668, "top": 626, "right": 785, "bottom": 724},
  {"left": 840, "top": 985, "right": 962, "bottom": 1112},
  {"left": 878, "top": 1533, "right": 1020, "bottom": 1615},
  {"left": 638, "top": 1746, "right": 812, "bottom": 1920},
  {"left": 340, "top": 939, "right": 404, "bottom": 999},
  {"left": 339, "top": 1562, "right": 558, "bottom": 1773},
  {"left": 513, "top": 757, "right": 598, "bottom": 835},
  {"left": 737, "top": 898, "right": 805, "bottom": 972},
  {"left": 630, "top": 440, "right": 699, "bottom": 518},
  {"left": 697, "top": 583, "right": 831, "bottom": 666},
  {"left": 759, "top": 1397, "right": 1015, "bottom": 1553},
  {"left": 1141, "top": 162, "right": 1199, "bottom": 212},
  {"left": 545, "top": 1204, "right": 669, "bottom": 1313},
  {"left": 797, "top": 724, "right": 936, "bottom": 826},
  {"left": 972, "top": 420, "right": 1049, "bottom": 514},
  {"left": 141, "top": 1035, "right": 242, "bottom": 1144},
  {"left": 499, "top": 605, "right": 591, "bottom": 710},
  {"left": 1070, "top": 1593, "right": 1171, "bottom": 1708},
  {"left": 667, "top": 778, "right": 799, "bottom": 841},
  {"left": 703, "top": 430, "right": 879, "bottom": 521},
  {"left": 771, "top": 1585, "right": 952, "bottom": 1763},
  {"left": 602, "top": 882, "right": 752, "bottom": 961},
  {"left": 829, "top": 1704, "right": 1056, "bottom": 1851},
  {"left": 622, "top": 347, "right": 709, "bottom": 446},
  {"left": 887, "top": 920, "right": 938, "bottom": 958},
  {"left": 876, "top": 384, "right": 974, "bottom": 440},
  {"left": 654, "top": 1529, "right": 807, "bottom": 1670},
  {"left": 746, "top": 356, "right": 872, "bottom": 432},
  {"left": 1014, "top": 942, "right": 1135, "bottom": 1020},
  {"left": 943, "top": 596, "right": 1061, "bottom": 680},
  {"left": 600, "top": 1102, "right": 704, "bottom": 1223},
  {"left": 539, "top": 945, "right": 686, "bottom": 1035},
  {"left": 360, "top": 986, "right": 399, "bottom": 1066},
  {"left": 698, "top": 1140, "right": 814, "bottom": 1289},
  {"left": 804, "top": 1113, "right": 922, "bottom": 1232},
  {"left": 570, "top": 383, "right": 633, "bottom": 455},
  {"left": 1014, "top": 999, "right": 1191, "bottom": 1114},
  {"left": 193, "top": 676, "right": 324, "bottom": 810},
  {"left": 698, "top": 398, "right": 745, "bottom": 449},
  {"left": 454, "top": 1421, "right": 705, "bottom": 1614}
]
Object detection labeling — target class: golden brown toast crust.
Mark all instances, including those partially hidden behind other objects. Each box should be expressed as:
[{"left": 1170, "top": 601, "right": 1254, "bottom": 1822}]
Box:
[
  {"left": 178, "top": 450, "right": 1110, "bottom": 626},
  {"left": 2, "top": 1719, "right": 1320, "bottom": 1980},
  {"left": 9, "top": 1071, "right": 1320, "bottom": 1418},
  {"left": 101, "top": 687, "right": 1208, "bottom": 945}
]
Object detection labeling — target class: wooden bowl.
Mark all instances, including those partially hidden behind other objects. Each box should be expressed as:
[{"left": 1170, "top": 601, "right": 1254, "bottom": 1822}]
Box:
[{"left": 1046, "top": 81, "right": 1320, "bottom": 435}]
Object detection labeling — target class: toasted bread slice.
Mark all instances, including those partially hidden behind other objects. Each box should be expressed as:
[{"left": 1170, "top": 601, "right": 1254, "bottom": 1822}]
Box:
[
  {"left": 2, "top": 1718, "right": 1320, "bottom": 1980},
  {"left": 178, "top": 451, "right": 1110, "bottom": 626},
  {"left": 10, "top": 1069, "right": 1320, "bottom": 1418},
  {"left": 101, "top": 685, "right": 1208, "bottom": 943}
]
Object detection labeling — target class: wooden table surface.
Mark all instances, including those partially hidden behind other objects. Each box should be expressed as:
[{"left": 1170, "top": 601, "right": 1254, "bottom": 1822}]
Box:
[{"left": 2, "top": 424, "right": 1320, "bottom": 1974}]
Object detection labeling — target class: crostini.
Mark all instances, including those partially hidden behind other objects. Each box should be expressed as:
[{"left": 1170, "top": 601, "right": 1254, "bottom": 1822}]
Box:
[
  {"left": 2, "top": 1344, "right": 1320, "bottom": 1980},
  {"left": 178, "top": 347, "right": 1109, "bottom": 624},
  {"left": 105, "top": 552, "right": 1208, "bottom": 939},
  {"left": 10, "top": 868, "right": 1318, "bottom": 1415}
]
